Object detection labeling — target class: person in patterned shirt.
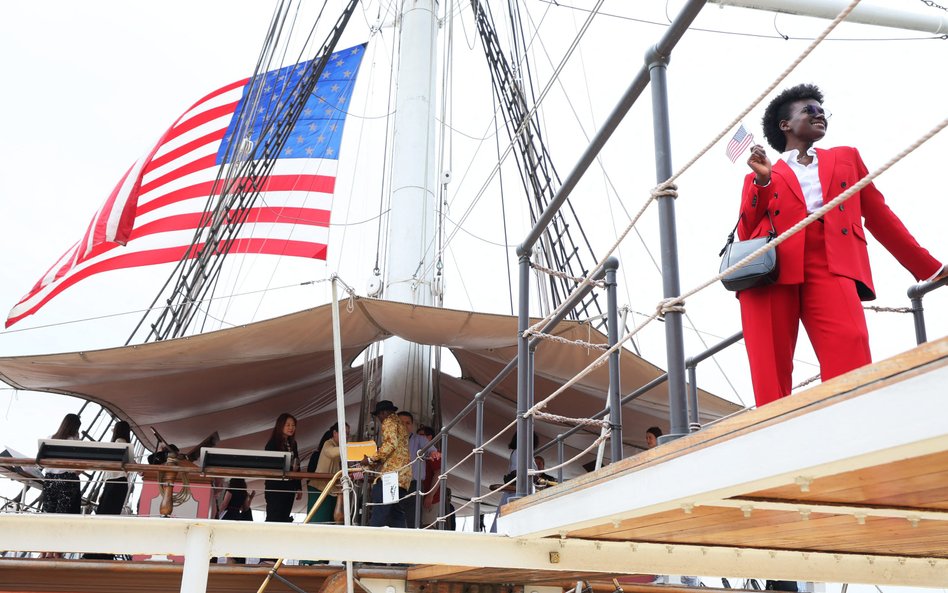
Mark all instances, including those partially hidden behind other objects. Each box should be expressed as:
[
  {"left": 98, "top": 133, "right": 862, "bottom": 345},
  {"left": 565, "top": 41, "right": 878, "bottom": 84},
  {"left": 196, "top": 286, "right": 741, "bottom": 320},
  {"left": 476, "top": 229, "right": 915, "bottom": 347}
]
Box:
[{"left": 366, "top": 400, "right": 411, "bottom": 527}]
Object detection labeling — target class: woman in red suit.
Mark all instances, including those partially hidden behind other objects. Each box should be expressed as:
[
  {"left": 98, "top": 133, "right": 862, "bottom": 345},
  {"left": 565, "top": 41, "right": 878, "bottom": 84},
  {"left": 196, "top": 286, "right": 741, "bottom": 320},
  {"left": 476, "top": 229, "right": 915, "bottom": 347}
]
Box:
[{"left": 738, "top": 83, "right": 945, "bottom": 407}]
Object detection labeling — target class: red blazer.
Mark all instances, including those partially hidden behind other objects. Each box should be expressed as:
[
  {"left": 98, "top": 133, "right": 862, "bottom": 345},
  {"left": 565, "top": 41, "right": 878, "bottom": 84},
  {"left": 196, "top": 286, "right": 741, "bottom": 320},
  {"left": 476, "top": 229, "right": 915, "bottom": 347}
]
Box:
[{"left": 738, "top": 146, "right": 940, "bottom": 300}]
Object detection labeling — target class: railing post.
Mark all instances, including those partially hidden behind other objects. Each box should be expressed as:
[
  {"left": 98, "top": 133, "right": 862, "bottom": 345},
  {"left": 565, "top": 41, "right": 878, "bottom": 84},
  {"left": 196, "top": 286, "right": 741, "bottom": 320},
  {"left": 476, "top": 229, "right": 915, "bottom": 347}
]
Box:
[
  {"left": 646, "top": 44, "right": 688, "bottom": 442},
  {"left": 437, "top": 432, "right": 448, "bottom": 530},
  {"left": 515, "top": 250, "right": 532, "bottom": 499},
  {"left": 907, "top": 276, "right": 947, "bottom": 344},
  {"left": 556, "top": 435, "right": 565, "bottom": 484},
  {"left": 910, "top": 296, "right": 927, "bottom": 345},
  {"left": 473, "top": 393, "right": 485, "bottom": 531},
  {"left": 414, "top": 456, "right": 423, "bottom": 528},
  {"left": 604, "top": 257, "right": 623, "bottom": 462},
  {"left": 686, "top": 364, "right": 700, "bottom": 431},
  {"left": 359, "top": 478, "right": 370, "bottom": 526},
  {"left": 683, "top": 330, "right": 744, "bottom": 430}
]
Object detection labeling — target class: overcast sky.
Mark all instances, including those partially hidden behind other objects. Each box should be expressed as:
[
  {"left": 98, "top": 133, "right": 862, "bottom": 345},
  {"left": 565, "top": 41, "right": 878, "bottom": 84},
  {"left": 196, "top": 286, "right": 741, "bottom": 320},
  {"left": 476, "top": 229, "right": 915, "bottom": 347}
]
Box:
[{"left": 1, "top": 1, "right": 946, "bottom": 568}]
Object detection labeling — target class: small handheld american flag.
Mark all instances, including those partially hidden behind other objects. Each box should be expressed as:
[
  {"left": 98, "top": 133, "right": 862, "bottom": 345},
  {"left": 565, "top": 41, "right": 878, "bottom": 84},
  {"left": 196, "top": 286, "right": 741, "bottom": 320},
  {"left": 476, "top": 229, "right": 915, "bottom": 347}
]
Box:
[{"left": 726, "top": 124, "right": 755, "bottom": 163}]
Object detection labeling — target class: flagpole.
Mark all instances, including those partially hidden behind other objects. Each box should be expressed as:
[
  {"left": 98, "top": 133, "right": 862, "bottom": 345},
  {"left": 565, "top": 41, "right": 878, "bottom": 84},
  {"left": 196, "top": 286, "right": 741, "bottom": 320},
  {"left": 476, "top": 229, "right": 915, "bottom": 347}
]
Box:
[{"left": 330, "top": 276, "right": 354, "bottom": 593}]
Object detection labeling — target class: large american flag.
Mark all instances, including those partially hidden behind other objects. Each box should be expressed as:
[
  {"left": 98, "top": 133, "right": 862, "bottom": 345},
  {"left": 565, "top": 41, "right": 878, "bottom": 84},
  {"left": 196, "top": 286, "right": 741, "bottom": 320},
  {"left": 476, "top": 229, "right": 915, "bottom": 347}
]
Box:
[
  {"left": 726, "top": 124, "right": 755, "bottom": 163},
  {"left": 6, "top": 44, "right": 366, "bottom": 328}
]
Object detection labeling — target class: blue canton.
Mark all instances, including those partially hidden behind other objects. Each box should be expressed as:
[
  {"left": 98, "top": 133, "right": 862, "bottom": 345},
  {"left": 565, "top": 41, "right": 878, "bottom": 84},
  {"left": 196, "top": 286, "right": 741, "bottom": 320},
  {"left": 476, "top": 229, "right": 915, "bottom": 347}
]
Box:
[{"left": 218, "top": 43, "right": 366, "bottom": 164}]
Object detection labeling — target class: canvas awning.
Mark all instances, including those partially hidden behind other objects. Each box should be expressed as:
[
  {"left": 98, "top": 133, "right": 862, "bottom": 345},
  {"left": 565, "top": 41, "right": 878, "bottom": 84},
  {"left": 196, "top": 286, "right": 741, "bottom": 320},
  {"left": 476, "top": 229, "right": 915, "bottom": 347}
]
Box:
[{"left": 0, "top": 298, "right": 740, "bottom": 507}]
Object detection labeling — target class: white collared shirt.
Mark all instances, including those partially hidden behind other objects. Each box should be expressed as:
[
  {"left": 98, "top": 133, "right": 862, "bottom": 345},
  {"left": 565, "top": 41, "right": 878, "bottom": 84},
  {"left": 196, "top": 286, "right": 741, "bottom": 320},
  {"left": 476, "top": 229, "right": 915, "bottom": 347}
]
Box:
[{"left": 782, "top": 147, "right": 822, "bottom": 213}]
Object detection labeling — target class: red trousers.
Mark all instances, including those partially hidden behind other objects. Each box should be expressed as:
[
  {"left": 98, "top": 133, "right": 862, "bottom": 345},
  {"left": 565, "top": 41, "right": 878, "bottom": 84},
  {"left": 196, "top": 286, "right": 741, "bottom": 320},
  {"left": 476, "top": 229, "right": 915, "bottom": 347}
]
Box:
[{"left": 739, "top": 221, "right": 872, "bottom": 407}]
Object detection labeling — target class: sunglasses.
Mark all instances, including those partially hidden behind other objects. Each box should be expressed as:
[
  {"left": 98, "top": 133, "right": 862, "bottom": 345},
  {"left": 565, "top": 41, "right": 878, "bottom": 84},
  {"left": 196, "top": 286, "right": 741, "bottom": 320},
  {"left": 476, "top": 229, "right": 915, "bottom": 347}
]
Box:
[{"left": 798, "top": 104, "right": 832, "bottom": 119}]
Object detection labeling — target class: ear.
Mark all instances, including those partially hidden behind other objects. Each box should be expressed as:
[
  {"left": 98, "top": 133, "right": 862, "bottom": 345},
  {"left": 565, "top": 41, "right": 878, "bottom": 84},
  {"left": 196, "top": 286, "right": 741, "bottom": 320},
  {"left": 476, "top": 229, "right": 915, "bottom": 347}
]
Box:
[{"left": 779, "top": 119, "right": 791, "bottom": 131}]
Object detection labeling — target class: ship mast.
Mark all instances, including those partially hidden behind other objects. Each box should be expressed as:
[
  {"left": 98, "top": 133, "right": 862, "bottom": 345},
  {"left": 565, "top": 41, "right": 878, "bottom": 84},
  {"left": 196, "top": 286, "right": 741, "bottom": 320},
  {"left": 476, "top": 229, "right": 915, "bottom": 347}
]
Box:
[{"left": 379, "top": 0, "right": 441, "bottom": 423}]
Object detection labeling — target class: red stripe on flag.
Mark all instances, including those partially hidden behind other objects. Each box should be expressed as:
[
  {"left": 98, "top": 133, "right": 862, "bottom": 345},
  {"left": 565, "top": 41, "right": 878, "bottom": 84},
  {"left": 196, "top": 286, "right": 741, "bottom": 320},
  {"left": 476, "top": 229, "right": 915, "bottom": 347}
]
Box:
[
  {"left": 138, "top": 154, "right": 219, "bottom": 196},
  {"left": 80, "top": 163, "right": 136, "bottom": 258},
  {"left": 5, "top": 239, "right": 325, "bottom": 328},
  {"left": 129, "top": 207, "right": 331, "bottom": 239},
  {"left": 161, "top": 101, "right": 240, "bottom": 146},
  {"left": 136, "top": 174, "right": 336, "bottom": 217},
  {"left": 147, "top": 128, "right": 227, "bottom": 172}
]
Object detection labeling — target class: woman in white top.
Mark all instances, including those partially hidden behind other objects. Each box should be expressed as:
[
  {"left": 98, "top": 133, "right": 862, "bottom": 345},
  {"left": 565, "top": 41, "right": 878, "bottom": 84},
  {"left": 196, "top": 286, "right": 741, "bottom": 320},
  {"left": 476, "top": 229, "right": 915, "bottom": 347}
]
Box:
[{"left": 95, "top": 421, "right": 131, "bottom": 515}]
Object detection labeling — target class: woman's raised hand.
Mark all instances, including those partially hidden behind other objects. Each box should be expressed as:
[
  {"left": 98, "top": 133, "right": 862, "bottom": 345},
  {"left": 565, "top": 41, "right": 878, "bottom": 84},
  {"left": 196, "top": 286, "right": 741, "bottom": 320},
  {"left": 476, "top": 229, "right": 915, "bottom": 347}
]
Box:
[{"left": 747, "top": 144, "right": 772, "bottom": 185}]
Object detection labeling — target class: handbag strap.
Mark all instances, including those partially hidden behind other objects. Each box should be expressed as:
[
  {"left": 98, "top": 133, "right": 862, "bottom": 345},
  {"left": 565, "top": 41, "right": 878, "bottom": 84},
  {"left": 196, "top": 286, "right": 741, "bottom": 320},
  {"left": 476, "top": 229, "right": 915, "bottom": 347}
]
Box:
[{"left": 719, "top": 210, "right": 776, "bottom": 256}]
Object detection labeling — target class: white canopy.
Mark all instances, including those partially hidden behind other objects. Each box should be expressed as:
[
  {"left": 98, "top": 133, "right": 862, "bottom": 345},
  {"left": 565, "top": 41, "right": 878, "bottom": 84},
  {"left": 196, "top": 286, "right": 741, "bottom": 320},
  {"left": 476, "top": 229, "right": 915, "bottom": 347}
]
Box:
[{"left": 0, "top": 298, "right": 740, "bottom": 506}]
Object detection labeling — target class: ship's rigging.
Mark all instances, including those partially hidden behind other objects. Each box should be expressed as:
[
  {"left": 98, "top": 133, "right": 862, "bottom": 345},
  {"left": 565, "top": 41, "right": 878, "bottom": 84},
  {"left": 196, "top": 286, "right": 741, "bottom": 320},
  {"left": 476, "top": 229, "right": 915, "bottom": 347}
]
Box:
[
  {"left": 128, "top": 0, "right": 611, "bottom": 345},
  {"left": 129, "top": 0, "right": 362, "bottom": 344},
  {"left": 471, "top": 0, "right": 605, "bottom": 324}
]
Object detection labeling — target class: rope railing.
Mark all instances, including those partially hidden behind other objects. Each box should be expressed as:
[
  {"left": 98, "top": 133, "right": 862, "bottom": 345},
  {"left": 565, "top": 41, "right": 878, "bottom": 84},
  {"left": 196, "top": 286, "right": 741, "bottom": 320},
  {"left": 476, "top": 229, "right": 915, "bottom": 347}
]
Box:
[
  {"left": 864, "top": 305, "right": 913, "bottom": 314},
  {"left": 531, "top": 262, "right": 606, "bottom": 288},
  {"left": 793, "top": 373, "right": 822, "bottom": 390},
  {"left": 532, "top": 411, "right": 610, "bottom": 429},
  {"left": 522, "top": 0, "right": 864, "bottom": 340},
  {"left": 522, "top": 114, "right": 948, "bottom": 424},
  {"left": 527, "top": 332, "right": 610, "bottom": 351}
]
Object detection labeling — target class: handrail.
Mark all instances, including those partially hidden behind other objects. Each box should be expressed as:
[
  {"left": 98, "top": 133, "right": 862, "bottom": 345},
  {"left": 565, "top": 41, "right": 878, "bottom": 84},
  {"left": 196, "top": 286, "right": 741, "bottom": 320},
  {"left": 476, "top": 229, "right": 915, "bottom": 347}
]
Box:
[
  {"left": 907, "top": 275, "right": 948, "bottom": 344},
  {"left": 0, "top": 458, "right": 335, "bottom": 481}
]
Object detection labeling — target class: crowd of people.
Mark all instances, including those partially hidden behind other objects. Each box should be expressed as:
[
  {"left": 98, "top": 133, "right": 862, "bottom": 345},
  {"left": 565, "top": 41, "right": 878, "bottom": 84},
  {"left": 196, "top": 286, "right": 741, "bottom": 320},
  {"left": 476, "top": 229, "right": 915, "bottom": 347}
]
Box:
[
  {"left": 33, "top": 411, "right": 685, "bottom": 568},
  {"left": 35, "top": 404, "right": 449, "bottom": 530},
  {"left": 37, "top": 407, "right": 667, "bottom": 534}
]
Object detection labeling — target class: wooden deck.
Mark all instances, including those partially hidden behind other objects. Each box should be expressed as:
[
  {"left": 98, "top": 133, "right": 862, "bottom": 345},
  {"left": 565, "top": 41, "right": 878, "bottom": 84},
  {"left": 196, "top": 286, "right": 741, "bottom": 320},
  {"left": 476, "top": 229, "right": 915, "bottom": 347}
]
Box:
[
  {"left": 0, "top": 558, "right": 647, "bottom": 593},
  {"left": 497, "top": 337, "right": 948, "bottom": 585},
  {"left": 0, "top": 559, "right": 401, "bottom": 593},
  {"left": 2, "top": 339, "right": 946, "bottom": 591}
]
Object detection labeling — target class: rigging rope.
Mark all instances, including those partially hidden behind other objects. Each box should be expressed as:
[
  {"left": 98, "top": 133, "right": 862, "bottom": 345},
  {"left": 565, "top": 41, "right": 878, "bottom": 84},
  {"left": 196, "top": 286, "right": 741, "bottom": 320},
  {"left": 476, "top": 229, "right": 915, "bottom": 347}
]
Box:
[{"left": 416, "top": 0, "right": 606, "bottom": 285}]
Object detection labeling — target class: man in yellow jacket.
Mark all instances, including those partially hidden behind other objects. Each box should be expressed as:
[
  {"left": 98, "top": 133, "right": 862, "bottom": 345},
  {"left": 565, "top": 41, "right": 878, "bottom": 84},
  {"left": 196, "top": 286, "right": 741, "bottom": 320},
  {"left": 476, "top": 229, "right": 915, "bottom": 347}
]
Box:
[{"left": 366, "top": 400, "right": 411, "bottom": 527}]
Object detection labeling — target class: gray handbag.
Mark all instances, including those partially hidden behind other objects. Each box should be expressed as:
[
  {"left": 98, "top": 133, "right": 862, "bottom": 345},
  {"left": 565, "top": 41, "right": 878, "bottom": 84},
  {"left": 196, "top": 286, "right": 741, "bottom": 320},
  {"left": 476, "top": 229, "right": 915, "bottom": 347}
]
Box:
[{"left": 719, "top": 211, "right": 779, "bottom": 292}]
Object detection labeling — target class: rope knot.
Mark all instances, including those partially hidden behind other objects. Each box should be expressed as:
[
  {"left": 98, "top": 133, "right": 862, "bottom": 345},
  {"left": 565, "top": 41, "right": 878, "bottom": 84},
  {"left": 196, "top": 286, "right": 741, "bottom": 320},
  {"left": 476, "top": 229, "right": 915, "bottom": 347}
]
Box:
[
  {"left": 657, "top": 298, "right": 685, "bottom": 318},
  {"left": 650, "top": 182, "right": 679, "bottom": 199}
]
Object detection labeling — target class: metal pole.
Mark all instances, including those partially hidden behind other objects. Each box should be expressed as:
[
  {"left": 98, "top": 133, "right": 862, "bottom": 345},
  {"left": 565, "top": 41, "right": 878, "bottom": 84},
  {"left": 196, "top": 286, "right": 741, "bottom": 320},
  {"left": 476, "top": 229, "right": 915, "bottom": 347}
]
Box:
[
  {"left": 359, "top": 479, "right": 370, "bottom": 526},
  {"left": 437, "top": 432, "right": 448, "bottom": 530},
  {"left": 473, "top": 394, "right": 485, "bottom": 531},
  {"left": 907, "top": 276, "right": 948, "bottom": 345},
  {"left": 708, "top": 0, "right": 948, "bottom": 34},
  {"left": 604, "top": 257, "right": 622, "bottom": 462},
  {"left": 414, "top": 457, "right": 422, "bottom": 528},
  {"left": 556, "top": 436, "right": 565, "bottom": 484},
  {"left": 910, "top": 297, "right": 927, "bottom": 345},
  {"left": 684, "top": 330, "right": 744, "bottom": 428},
  {"left": 687, "top": 365, "right": 699, "bottom": 431},
  {"left": 330, "top": 278, "right": 354, "bottom": 593},
  {"left": 646, "top": 44, "right": 688, "bottom": 442},
  {"left": 528, "top": 346, "right": 536, "bottom": 479},
  {"left": 515, "top": 251, "right": 532, "bottom": 499}
]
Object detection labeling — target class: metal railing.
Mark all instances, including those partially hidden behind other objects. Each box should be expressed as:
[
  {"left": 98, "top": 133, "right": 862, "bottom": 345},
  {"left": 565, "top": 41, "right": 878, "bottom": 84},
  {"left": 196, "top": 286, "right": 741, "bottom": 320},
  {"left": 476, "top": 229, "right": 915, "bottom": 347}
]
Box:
[{"left": 908, "top": 275, "right": 948, "bottom": 344}]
